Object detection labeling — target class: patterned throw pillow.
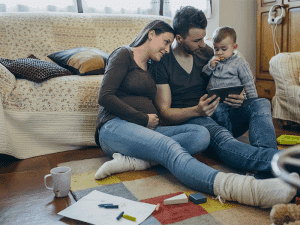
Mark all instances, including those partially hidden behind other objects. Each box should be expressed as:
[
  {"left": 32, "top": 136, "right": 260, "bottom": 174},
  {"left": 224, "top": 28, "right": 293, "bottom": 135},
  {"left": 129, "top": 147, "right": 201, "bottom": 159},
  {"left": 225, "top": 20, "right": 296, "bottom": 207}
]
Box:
[
  {"left": 0, "top": 58, "right": 73, "bottom": 83},
  {"left": 48, "top": 47, "right": 109, "bottom": 75},
  {"left": 27, "top": 54, "right": 40, "bottom": 59}
]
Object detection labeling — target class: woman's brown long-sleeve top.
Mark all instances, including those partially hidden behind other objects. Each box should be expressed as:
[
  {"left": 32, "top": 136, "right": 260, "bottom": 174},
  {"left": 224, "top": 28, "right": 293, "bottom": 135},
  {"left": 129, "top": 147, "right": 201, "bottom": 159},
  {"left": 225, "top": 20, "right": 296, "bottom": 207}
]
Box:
[{"left": 95, "top": 46, "right": 158, "bottom": 145}]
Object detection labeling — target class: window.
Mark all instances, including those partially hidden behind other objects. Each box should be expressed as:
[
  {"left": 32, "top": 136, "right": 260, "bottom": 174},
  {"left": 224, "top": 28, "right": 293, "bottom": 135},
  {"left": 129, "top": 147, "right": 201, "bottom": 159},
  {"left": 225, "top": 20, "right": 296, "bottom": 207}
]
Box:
[
  {"left": 0, "top": 0, "right": 211, "bottom": 18},
  {"left": 81, "top": 0, "right": 160, "bottom": 15},
  {"left": 163, "top": 0, "right": 211, "bottom": 18},
  {"left": 81, "top": 0, "right": 211, "bottom": 18},
  {"left": 0, "top": 0, "right": 77, "bottom": 12}
]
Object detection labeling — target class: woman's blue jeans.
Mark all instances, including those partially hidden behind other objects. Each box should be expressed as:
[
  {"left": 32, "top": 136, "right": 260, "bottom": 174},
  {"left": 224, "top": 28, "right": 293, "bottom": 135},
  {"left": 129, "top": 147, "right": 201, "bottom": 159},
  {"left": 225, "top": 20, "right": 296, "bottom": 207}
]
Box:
[
  {"left": 99, "top": 118, "right": 219, "bottom": 195},
  {"left": 185, "top": 98, "right": 279, "bottom": 172}
]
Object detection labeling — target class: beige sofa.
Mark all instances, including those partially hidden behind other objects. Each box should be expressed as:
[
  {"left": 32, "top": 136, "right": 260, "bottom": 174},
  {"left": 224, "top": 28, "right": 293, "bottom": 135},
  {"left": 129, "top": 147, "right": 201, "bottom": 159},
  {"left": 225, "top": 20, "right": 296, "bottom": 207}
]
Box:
[
  {"left": 0, "top": 12, "right": 171, "bottom": 159},
  {"left": 269, "top": 52, "right": 300, "bottom": 125}
]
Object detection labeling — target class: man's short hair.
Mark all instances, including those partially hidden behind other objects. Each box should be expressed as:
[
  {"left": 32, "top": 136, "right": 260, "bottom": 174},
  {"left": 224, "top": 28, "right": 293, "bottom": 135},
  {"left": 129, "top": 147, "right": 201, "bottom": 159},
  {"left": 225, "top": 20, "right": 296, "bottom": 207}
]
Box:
[
  {"left": 173, "top": 6, "right": 207, "bottom": 39},
  {"left": 212, "top": 26, "right": 237, "bottom": 44}
]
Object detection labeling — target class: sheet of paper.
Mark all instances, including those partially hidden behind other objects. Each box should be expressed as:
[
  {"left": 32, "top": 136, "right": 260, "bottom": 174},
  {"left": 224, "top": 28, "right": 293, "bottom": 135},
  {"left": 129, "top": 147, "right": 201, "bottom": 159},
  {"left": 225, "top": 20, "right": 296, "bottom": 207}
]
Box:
[{"left": 58, "top": 190, "right": 156, "bottom": 225}]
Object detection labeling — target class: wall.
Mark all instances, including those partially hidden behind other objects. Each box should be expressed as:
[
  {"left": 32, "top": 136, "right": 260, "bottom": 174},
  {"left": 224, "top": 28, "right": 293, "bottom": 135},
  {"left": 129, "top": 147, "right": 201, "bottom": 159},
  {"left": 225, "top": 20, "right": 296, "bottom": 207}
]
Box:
[{"left": 206, "top": 0, "right": 257, "bottom": 76}]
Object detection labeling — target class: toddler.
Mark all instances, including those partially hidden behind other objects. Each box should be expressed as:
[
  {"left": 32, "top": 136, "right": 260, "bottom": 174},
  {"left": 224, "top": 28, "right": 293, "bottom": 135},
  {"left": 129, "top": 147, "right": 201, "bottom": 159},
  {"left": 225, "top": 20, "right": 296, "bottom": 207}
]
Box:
[{"left": 202, "top": 26, "right": 258, "bottom": 132}]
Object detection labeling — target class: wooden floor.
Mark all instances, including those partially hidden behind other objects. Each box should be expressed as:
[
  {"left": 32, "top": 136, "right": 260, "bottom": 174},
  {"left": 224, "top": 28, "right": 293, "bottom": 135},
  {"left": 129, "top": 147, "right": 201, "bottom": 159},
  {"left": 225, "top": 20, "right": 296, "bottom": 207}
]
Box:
[{"left": 1, "top": 119, "right": 300, "bottom": 225}]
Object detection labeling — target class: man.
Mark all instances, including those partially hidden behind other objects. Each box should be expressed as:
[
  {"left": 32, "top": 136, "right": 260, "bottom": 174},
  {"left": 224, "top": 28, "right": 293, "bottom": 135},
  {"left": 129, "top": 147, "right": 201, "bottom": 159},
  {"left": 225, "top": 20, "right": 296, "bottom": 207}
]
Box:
[{"left": 152, "top": 6, "right": 278, "bottom": 175}]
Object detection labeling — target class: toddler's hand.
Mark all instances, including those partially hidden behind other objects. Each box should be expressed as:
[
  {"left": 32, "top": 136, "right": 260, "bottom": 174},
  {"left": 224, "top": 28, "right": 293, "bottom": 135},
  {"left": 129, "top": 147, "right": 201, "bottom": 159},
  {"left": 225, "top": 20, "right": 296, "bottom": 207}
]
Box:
[{"left": 210, "top": 56, "right": 220, "bottom": 68}]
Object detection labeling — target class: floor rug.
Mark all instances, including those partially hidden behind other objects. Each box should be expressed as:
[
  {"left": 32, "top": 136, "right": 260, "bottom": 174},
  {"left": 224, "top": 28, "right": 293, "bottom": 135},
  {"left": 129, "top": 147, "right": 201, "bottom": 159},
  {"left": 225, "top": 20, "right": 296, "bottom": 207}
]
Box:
[{"left": 58, "top": 135, "right": 273, "bottom": 225}]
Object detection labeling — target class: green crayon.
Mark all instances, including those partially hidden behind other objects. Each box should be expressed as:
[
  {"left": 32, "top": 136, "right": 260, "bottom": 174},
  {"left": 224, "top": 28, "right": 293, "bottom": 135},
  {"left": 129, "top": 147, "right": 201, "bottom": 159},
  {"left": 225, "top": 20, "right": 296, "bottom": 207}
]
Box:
[{"left": 123, "top": 214, "right": 136, "bottom": 221}]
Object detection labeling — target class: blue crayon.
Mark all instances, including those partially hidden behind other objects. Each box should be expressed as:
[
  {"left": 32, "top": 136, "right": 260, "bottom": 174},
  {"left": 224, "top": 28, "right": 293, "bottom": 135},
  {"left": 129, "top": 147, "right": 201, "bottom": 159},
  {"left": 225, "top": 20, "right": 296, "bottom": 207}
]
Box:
[
  {"left": 104, "top": 205, "right": 119, "bottom": 209},
  {"left": 98, "top": 203, "right": 113, "bottom": 207},
  {"left": 116, "top": 211, "right": 124, "bottom": 220}
]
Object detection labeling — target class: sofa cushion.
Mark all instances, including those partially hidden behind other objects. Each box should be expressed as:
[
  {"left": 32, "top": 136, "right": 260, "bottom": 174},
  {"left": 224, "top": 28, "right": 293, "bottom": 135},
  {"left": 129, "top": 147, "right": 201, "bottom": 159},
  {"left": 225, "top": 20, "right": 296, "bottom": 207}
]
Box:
[
  {"left": 0, "top": 58, "right": 73, "bottom": 83},
  {"left": 48, "top": 47, "right": 109, "bottom": 75}
]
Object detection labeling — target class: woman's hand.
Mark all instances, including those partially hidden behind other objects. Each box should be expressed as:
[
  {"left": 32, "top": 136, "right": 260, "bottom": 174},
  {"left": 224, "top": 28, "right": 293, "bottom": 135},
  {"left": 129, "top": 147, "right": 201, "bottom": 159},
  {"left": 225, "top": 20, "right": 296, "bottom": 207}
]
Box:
[
  {"left": 147, "top": 114, "right": 159, "bottom": 130},
  {"left": 223, "top": 92, "right": 244, "bottom": 108}
]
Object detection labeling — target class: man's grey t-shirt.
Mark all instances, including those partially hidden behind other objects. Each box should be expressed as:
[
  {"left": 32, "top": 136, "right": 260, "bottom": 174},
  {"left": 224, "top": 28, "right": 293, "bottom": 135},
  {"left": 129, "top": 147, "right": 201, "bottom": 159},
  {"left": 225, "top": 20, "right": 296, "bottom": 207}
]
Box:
[{"left": 151, "top": 45, "right": 214, "bottom": 108}]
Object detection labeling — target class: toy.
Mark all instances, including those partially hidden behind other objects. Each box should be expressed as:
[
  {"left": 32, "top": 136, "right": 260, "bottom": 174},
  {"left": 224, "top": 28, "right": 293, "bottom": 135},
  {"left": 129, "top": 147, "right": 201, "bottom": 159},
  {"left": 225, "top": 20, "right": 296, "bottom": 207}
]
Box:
[
  {"left": 189, "top": 192, "right": 207, "bottom": 204},
  {"left": 270, "top": 203, "right": 300, "bottom": 225},
  {"left": 164, "top": 193, "right": 188, "bottom": 205},
  {"left": 277, "top": 135, "right": 300, "bottom": 145}
]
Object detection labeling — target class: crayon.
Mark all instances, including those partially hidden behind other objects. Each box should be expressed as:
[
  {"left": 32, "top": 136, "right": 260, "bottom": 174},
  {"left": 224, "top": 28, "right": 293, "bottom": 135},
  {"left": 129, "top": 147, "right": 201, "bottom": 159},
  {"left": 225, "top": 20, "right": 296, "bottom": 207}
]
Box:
[
  {"left": 116, "top": 211, "right": 124, "bottom": 220},
  {"left": 155, "top": 203, "right": 160, "bottom": 211},
  {"left": 98, "top": 203, "right": 113, "bottom": 207},
  {"left": 104, "top": 205, "right": 119, "bottom": 209},
  {"left": 123, "top": 214, "right": 136, "bottom": 221}
]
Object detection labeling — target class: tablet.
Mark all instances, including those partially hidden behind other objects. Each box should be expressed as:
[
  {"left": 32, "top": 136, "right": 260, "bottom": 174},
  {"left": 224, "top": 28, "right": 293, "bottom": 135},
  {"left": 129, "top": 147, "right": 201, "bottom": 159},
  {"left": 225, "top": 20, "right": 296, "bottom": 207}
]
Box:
[{"left": 207, "top": 85, "right": 244, "bottom": 103}]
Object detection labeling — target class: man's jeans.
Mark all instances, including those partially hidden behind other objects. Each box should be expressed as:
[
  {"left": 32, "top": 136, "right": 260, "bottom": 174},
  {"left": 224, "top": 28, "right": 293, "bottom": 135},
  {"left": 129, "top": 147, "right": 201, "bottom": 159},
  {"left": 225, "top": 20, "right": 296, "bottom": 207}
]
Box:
[
  {"left": 99, "top": 118, "right": 218, "bottom": 195},
  {"left": 184, "top": 98, "right": 279, "bottom": 172}
]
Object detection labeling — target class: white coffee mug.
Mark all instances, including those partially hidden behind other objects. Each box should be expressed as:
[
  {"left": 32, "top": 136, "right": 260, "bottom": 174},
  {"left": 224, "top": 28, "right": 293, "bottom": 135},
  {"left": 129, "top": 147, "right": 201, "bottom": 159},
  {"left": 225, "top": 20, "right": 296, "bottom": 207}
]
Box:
[{"left": 44, "top": 166, "right": 71, "bottom": 198}]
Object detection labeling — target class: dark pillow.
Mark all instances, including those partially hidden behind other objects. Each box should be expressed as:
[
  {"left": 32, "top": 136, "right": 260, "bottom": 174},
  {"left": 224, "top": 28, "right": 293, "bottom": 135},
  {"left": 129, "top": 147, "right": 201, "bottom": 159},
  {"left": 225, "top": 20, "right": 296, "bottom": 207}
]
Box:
[
  {"left": 48, "top": 47, "right": 109, "bottom": 75},
  {"left": 27, "top": 54, "right": 40, "bottom": 59},
  {"left": 0, "top": 58, "right": 73, "bottom": 83}
]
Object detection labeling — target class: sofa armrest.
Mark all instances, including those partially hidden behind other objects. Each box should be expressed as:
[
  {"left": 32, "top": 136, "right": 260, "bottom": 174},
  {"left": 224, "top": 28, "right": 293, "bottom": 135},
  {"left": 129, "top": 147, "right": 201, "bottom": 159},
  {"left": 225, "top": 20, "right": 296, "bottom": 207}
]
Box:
[
  {"left": 269, "top": 52, "right": 300, "bottom": 86},
  {"left": 0, "top": 63, "right": 16, "bottom": 99},
  {"left": 270, "top": 52, "right": 300, "bottom": 124}
]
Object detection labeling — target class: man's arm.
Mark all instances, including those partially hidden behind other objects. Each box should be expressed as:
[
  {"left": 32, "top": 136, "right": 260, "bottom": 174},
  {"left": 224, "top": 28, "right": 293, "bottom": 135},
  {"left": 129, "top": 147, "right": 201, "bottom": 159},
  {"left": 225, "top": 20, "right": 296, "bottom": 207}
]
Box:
[{"left": 154, "top": 84, "right": 220, "bottom": 125}]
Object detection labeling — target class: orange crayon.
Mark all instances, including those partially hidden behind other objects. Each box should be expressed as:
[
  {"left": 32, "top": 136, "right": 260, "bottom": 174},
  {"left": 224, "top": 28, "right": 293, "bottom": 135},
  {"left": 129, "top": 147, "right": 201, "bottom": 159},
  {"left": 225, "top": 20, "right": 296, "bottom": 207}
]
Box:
[{"left": 155, "top": 203, "right": 160, "bottom": 211}]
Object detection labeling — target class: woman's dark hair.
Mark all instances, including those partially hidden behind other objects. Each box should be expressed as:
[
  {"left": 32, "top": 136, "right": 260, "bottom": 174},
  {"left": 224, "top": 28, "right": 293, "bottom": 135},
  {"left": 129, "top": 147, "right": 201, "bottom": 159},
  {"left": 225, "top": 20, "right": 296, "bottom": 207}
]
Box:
[
  {"left": 129, "top": 20, "right": 174, "bottom": 47},
  {"left": 173, "top": 6, "right": 207, "bottom": 39}
]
